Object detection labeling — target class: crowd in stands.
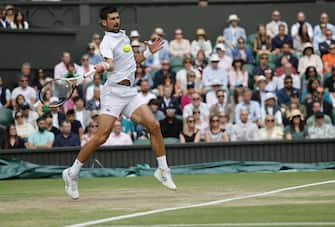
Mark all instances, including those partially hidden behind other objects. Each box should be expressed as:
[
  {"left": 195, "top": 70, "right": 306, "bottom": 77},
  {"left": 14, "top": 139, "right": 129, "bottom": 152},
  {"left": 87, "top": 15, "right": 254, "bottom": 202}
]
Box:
[{"left": 1, "top": 5, "right": 335, "bottom": 150}]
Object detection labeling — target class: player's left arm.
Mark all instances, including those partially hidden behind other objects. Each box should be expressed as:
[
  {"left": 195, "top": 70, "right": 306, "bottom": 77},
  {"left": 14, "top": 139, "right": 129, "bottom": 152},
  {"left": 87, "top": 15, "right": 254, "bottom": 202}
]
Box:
[{"left": 134, "top": 38, "right": 165, "bottom": 64}]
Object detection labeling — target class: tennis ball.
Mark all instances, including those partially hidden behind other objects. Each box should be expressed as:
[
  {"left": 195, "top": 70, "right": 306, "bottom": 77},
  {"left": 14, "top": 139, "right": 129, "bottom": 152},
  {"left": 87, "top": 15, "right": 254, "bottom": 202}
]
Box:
[{"left": 123, "top": 44, "right": 131, "bottom": 53}]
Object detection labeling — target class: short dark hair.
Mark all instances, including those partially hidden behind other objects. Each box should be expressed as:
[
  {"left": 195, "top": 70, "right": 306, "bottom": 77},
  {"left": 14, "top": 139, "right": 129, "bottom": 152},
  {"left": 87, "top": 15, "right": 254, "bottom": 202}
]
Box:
[
  {"left": 100, "top": 6, "right": 118, "bottom": 20},
  {"left": 37, "top": 115, "right": 47, "bottom": 123}
]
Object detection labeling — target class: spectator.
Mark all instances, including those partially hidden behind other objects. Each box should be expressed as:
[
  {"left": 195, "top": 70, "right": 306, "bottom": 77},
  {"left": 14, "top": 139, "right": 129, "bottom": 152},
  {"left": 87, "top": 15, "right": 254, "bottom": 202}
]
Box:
[
  {"left": 281, "top": 90, "right": 307, "bottom": 125},
  {"left": 266, "top": 10, "right": 288, "bottom": 38},
  {"left": 26, "top": 116, "right": 54, "bottom": 149},
  {"left": 284, "top": 109, "right": 307, "bottom": 140},
  {"left": 157, "top": 86, "right": 181, "bottom": 115},
  {"left": 202, "top": 54, "right": 228, "bottom": 92},
  {"left": 215, "top": 44, "right": 233, "bottom": 72},
  {"left": 191, "top": 28, "right": 212, "bottom": 58},
  {"left": 50, "top": 104, "right": 65, "bottom": 129},
  {"left": 0, "top": 76, "right": 11, "bottom": 108},
  {"left": 153, "top": 60, "right": 176, "bottom": 96},
  {"left": 313, "top": 23, "right": 328, "bottom": 53},
  {"left": 32, "top": 68, "right": 48, "bottom": 91},
  {"left": 324, "top": 65, "right": 335, "bottom": 106},
  {"left": 76, "top": 54, "right": 95, "bottom": 86},
  {"left": 179, "top": 69, "right": 202, "bottom": 96},
  {"left": 3, "top": 124, "right": 26, "bottom": 149},
  {"left": 313, "top": 13, "right": 335, "bottom": 40},
  {"left": 194, "top": 49, "right": 208, "bottom": 73},
  {"left": 86, "top": 87, "right": 101, "bottom": 111},
  {"left": 293, "top": 23, "right": 312, "bottom": 55},
  {"left": 205, "top": 80, "right": 228, "bottom": 108},
  {"left": 119, "top": 115, "right": 136, "bottom": 139},
  {"left": 20, "top": 102, "right": 38, "bottom": 129},
  {"left": 179, "top": 116, "right": 200, "bottom": 143},
  {"left": 261, "top": 93, "right": 283, "bottom": 126},
  {"left": 277, "top": 75, "right": 300, "bottom": 106},
  {"left": 253, "top": 24, "right": 272, "bottom": 55},
  {"left": 252, "top": 76, "right": 268, "bottom": 107},
  {"left": 144, "top": 32, "right": 170, "bottom": 70},
  {"left": 231, "top": 109, "right": 259, "bottom": 141},
  {"left": 103, "top": 120, "right": 133, "bottom": 146},
  {"left": 299, "top": 43, "right": 323, "bottom": 75},
  {"left": 73, "top": 97, "right": 90, "bottom": 128},
  {"left": 175, "top": 56, "right": 202, "bottom": 94},
  {"left": 183, "top": 92, "right": 209, "bottom": 122},
  {"left": 0, "top": 7, "right": 10, "bottom": 29},
  {"left": 10, "top": 10, "right": 29, "bottom": 29},
  {"left": 11, "top": 75, "right": 36, "bottom": 106},
  {"left": 219, "top": 112, "right": 234, "bottom": 135},
  {"left": 54, "top": 120, "right": 80, "bottom": 147},
  {"left": 301, "top": 66, "right": 319, "bottom": 92},
  {"left": 138, "top": 79, "right": 157, "bottom": 104},
  {"left": 87, "top": 43, "right": 103, "bottom": 65},
  {"left": 306, "top": 101, "right": 332, "bottom": 127},
  {"left": 148, "top": 98, "right": 165, "bottom": 121},
  {"left": 322, "top": 43, "right": 335, "bottom": 73},
  {"left": 159, "top": 106, "right": 183, "bottom": 139},
  {"left": 4, "top": 5, "right": 15, "bottom": 25},
  {"left": 232, "top": 37, "right": 254, "bottom": 64},
  {"left": 258, "top": 115, "right": 283, "bottom": 140},
  {"left": 264, "top": 68, "right": 277, "bottom": 94},
  {"left": 91, "top": 33, "right": 102, "bottom": 55},
  {"left": 210, "top": 89, "right": 234, "bottom": 122},
  {"left": 215, "top": 35, "right": 231, "bottom": 57},
  {"left": 276, "top": 42, "right": 299, "bottom": 70},
  {"left": 235, "top": 88, "right": 261, "bottom": 125},
  {"left": 45, "top": 113, "right": 60, "bottom": 136},
  {"left": 180, "top": 82, "right": 195, "bottom": 110},
  {"left": 14, "top": 110, "right": 35, "bottom": 140},
  {"left": 169, "top": 28, "right": 191, "bottom": 57},
  {"left": 318, "top": 29, "right": 335, "bottom": 57},
  {"left": 65, "top": 109, "right": 83, "bottom": 139},
  {"left": 275, "top": 63, "right": 301, "bottom": 90},
  {"left": 81, "top": 120, "right": 98, "bottom": 146},
  {"left": 272, "top": 24, "right": 293, "bottom": 56},
  {"left": 291, "top": 12, "right": 313, "bottom": 39},
  {"left": 253, "top": 52, "right": 271, "bottom": 82},
  {"left": 63, "top": 87, "right": 79, "bottom": 114},
  {"left": 228, "top": 58, "right": 248, "bottom": 88},
  {"left": 193, "top": 107, "right": 208, "bottom": 140},
  {"left": 135, "top": 64, "right": 151, "bottom": 87},
  {"left": 85, "top": 73, "right": 103, "bottom": 102},
  {"left": 223, "top": 14, "right": 246, "bottom": 49},
  {"left": 205, "top": 115, "right": 229, "bottom": 142},
  {"left": 54, "top": 52, "right": 71, "bottom": 80},
  {"left": 308, "top": 112, "right": 335, "bottom": 139},
  {"left": 307, "top": 88, "right": 333, "bottom": 118},
  {"left": 129, "top": 30, "right": 145, "bottom": 53}
]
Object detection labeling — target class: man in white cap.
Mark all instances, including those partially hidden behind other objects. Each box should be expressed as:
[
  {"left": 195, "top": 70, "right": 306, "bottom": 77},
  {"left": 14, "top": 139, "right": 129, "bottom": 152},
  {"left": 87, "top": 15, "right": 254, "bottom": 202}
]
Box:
[
  {"left": 215, "top": 43, "right": 233, "bottom": 72},
  {"left": 251, "top": 75, "right": 268, "bottom": 107},
  {"left": 202, "top": 54, "right": 228, "bottom": 93},
  {"left": 261, "top": 92, "right": 282, "bottom": 126},
  {"left": 205, "top": 79, "right": 229, "bottom": 108},
  {"left": 129, "top": 30, "right": 145, "bottom": 53},
  {"left": 223, "top": 14, "right": 246, "bottom": 49},
  {"left": 266, "top": 10, "right": 288, "bottom": 38}
]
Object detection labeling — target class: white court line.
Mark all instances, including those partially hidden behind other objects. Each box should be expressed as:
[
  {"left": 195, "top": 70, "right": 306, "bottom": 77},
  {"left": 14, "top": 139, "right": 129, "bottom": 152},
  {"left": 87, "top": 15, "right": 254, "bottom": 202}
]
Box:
[
  {"left": 67, "top": 179, "right": 335, "bottom": 227},
  {"left": 105, "top": 223, "right": 335, "bottom": 227}
]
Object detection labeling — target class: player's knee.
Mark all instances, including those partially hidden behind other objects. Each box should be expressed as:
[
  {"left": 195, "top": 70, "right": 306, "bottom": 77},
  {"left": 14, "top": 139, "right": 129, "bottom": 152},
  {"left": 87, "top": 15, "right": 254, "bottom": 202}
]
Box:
[{"left": 147, "top": 120, "right": 161, "bottom": 134}]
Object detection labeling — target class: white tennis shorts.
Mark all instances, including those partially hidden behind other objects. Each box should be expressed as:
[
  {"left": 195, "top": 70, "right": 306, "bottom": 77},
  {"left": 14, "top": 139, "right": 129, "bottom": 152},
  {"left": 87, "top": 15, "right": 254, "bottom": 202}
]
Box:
[{"left": 100, "top": 84, "right": 146, "bottom": 118}]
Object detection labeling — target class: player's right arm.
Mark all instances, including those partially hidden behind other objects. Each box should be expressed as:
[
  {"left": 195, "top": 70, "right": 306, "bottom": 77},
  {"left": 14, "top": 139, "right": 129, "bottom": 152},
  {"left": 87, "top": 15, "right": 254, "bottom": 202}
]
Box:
[{"left": 95, "top": 58, "right": 114, "bottom": 74}]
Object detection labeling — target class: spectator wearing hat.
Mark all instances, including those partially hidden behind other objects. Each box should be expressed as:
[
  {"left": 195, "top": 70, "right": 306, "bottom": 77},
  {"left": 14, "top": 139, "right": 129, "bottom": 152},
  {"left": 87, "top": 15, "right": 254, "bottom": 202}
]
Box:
[
  {"left": 318, "top": 29, "right": 335, "bottom": 57},
  {"left": 261, "top": 93, "right": 282, "bottom": 126},
  {"left": 87, "top": 43, "right": 103, "bottom": 65},
  {"left": 159, "top": 105, "right": 183, "bottom": 139},
  {"left": 53, "top": 120, "right": 80, "bottom": 147},
  {"left": 0, "top": 7, "right": 10, "bottom": 29},
  {"left": 253, "top": 24, "right": 272, "bottom": 55},
  {"left": 308, "top": 111, "right": 335, "bottom": 139},
  {"left": 298, "top": 43, "right": 323, "bottom": 77},
  {"left": 65, "top": 109, "right": 83, "bottom": 139},
  {"left": 223, "top": 14, "right": 246, "bottom": 49},
  {"left": 284, "top": 109, "right": 307, "bottom": 140},
  {"left": 191, "top": 28, "right": 212, "bottom": 58},
  {"left": 158, "top": 86, "right": 181, "bottom": 115},
  {"left": 271, "top": 24, "right": 293, "bottom": 55},
  {"left": 180, "top": 116, "right": 201, "bottom": 143},
  {"left": 313, "top": 13, "right": 335, "bottom": 41},
  {"left": 231, "top": 109, "right": 259, "bottom": 141},
  {"left": 103, "top": 120, "right": 133, "bottom": 146},
  {"left": 206, "top": 80, "right": 229, "bottom": 108},
  {"left": 258, "top": 115, "right": 283, "bottom": 140},
  {"left": 231, "top": 37, "right": 254, "bottom": 64},
  {"left": 4, "top": 5, "right": 15, "bottom": 25},
  {"left": 322, "top": 43, "right": 335, "bottom": 73},
  {"left": 129, "top": 30, "right": 146, "bottom": 53},
  {"left": 209, "top": 89, "right": 233, "bottom": 121},
  {"left": 91, "top": 33, "right": 102, "bottom": 55},
  {"left": 169, "top": 28, "right": 191, "bottom": 57},
  {"left": 252, "top": 76, "right": 269, "bottom": 107},
  {"left": 202, "top": 54, "right": 228, "bottom": 93},
  {"left": 11, "top": 75, "right": 36, "bottom": 106},
  {"left": 180, "top": 82, "right": 195, "bottom": 110},
  {"left": 215, "top": 35, "right": 232, "bottom": 57},
  {"left": 235, "top": 88, "right": 261, "bottom": 125},
  {"left": 14, "top": 110, "right": 35, "bottom": 140},
  {"left": 266, "top": 10, "right": 288, "bottom": 38},
  {"left": 229, "top": 57, "right": 248, "bottom": 89},
  {"left": 281, "top": 90, "right": 307, "bottom": 124},
  {"left": 0, "top": 76, "right": 11, "bottom": 108},
  {"left": 275, "top": 63, "right": 301, "bottom": 90},
  {"left": 291, "top": 12, "right": 313, "bottom": 39},
  {"left": 277, "top": 75, "right": 300, "bottom": 106},
  {"left": 183, "top": 92, "right": 209, "bottom": 123},
  {"left": 306, "top": 101, "right": 332, "bottom": 127},
  {"left": 26, "top": 116, "right": 54, "bottom": 149},
  {"left": 175, "top": 56, "right": 202, "bottom": 94},
  {"left": 215, "top": 44, "right": 233, "bottom": 72},
  {"left": 324, "top": 65, "right": 335, "bottom": 106}
]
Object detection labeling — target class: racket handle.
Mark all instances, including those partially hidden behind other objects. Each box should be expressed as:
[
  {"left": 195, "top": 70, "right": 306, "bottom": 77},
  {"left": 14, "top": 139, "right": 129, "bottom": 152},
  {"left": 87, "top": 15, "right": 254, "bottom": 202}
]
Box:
[{"left": 84, "top": 70, "right": 96, "bottom": 79}]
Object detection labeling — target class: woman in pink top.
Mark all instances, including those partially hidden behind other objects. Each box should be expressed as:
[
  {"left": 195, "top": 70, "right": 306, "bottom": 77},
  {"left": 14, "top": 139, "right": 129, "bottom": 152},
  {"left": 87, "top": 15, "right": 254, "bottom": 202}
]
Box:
[{"left": 228, "top": 58, "right": 248, "bottom": 89}]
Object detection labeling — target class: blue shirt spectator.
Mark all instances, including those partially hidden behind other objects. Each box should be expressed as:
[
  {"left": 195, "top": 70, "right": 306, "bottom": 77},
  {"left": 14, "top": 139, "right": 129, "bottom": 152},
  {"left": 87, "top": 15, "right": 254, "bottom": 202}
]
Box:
[
  {"left": 272, "top": 24, "right": 293, "bottom": 52},
  {"left": 202, "top": 54, "right": 228, "bottom": 90},
  {"left": 277, "top": 75, "right": 300, "bottom": 106},
  {"left": 231, "top": 37, "right": 254, "bottom": 64},
  {"left": 54, "top": 121, "right": 80, "bottom": 147},
  {"left": 234, "top": 89, "right": 261, "bottom": 124},
  {"left": 223, "top": 14, "right": 247, "bottom": 49},
  {"left": 26, "top": 116, "right": 54, "bottom": 149}
]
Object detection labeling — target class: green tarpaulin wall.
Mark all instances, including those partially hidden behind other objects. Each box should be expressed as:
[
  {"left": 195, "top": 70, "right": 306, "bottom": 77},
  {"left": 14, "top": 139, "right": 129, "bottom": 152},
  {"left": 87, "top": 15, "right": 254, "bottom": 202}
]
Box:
[{"left": 1, "top": 158, "right": 335, "bottom": 180}]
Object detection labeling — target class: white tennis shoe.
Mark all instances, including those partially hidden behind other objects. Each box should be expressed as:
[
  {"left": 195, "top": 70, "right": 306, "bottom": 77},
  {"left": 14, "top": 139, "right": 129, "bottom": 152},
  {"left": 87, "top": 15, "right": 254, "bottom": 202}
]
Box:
[
  {"left": 154, "top": 168, "right": 177, "bottom": 190},
  {"left": 62, "top": 168, "right": 80, "bottom": 200}
]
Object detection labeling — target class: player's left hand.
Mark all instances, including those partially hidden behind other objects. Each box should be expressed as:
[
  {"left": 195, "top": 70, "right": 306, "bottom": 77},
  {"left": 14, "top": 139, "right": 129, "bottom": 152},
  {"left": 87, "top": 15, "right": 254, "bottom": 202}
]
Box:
[{"left": 145, "top": 38, "right": 165, "bottom": 54}]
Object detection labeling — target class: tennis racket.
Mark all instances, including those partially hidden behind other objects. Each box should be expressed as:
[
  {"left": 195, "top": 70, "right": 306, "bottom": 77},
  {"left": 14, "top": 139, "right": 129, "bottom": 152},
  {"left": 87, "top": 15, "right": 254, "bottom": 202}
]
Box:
[{"left": 39, "top": 70, "right": 96, "bottom": 108}]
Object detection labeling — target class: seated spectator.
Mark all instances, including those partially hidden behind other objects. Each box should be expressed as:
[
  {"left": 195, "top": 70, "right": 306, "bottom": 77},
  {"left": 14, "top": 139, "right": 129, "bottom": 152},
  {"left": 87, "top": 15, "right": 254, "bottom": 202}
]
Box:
[
  {"left": 54, "top": 52, "right": 71, "bottom": 80},
  {"left": 183, "top": 92, "right": 209, "bottom": 122},
  {"left": 281, "top": 91, "right": 306, "bottom": 125},
  {"left": 193, "top": 107, "right": 208, "bottom": 140},
  {"left": 232, "top": 37, "right": 254, "bottom": 64},
  {"left": 16, "top": 62, "right": 33, "bottom": 87},
  {"left": 306, "top": 101, "right": 332, "bottom": 127},
  {"left": 235, "top": 88, "right": 261, "bottom": 125},
  {"left": 206, "top": 80, "right": 229, "bottom": 108},
  {"left": 219, "top": 112, "right": 234, "bottom": 135},
  {"left": 228, "top": 58, "right": 248, "bottom": 88},
  {"left": 14, "top": 111, "right": 35, "bottom": 140},
  {"left": 45, "top": 113, "right": 60, "bottom": 136},
  {"left": 20, "top": 102, "right": 38, "bottom": 129},
  {"left": 276, "top": 42, "right": 299, "bottom": 70},
  {"left": 229, "top": 83, "right": 244, "bottom": 111},
  {"left": 318, "top": 29, "right": 335, "bottom": 57},
  {"left": 301, "top": 66, "right": 320, "bottom": 92},
  {"left": 298, "top": 43, "right": 323, "bottom": 75},
  {"left": 231, "top": 109, "right": 259, "bottom": 141},
  {"left": 32, "top": 68, "right": 48, "bottom": 91},
  {"left": 103, "top": 120, "right": 133, "bottom": 146},
  {"left": 91, "top": 33, "right": 102, "bottom": 55},
  {"left": 284, "top": 109, "right": 307, "bottom": 140},
  {"left": 129, "top": 30, "right": 145, "bottom": 53},
  {"left": 274, "top": 63, "right": 301, "bottom": 90},
  {"left": 135, "top": 64, "right": 152, "bottom": 88},
  {"left": 138, "top": 79, "right": 157, "bottom": 104},
  {"left": 0, "top": 76, "right": 11, "bottom": 108},
  {"left": 159, "top": 106, "right": 183, "bottom": 139},
  {"left": 202, "top": 54, "right": 228, "bottom": 92},
  {"left": 81, "top": 120, "right": 98, "bottom": 146},
  {"left": 215, "top": 44, "right": 233, "bottom": 73},
  {"left": 178, "top": 70, "right": 202, "bottom": 96},
  {"left": 26, "top": 116, "right": 54, "bottom": 149},
  {"left": 75, "top": 54, "right": 95, "bottom": 86},
  {"left": 215, "top": 35, "right": 231, "bottom": 57},
  {"left": 264, "top": 68, "right": 277, "bottom": 94},
  {"left": 4, "top": 5, "right": 15, "bottom": 25},
  {"left": 0, "top": 7, "right": 10, "bottom": 29},
  {"left": 85, "top": 73, "right": 103, "bottom": 102},
  {"left": 223, "top": 14, "right": 246, "bottom": 49},
  {"left": 253, "top": 24, "right": 272, "bottom": 55},
  {"left": 50, "top": 104, "right": 66, "bottom": 129},
  {"left": 180, "top": 82, "right": 195, "bottom": 110},
  {"left": 153, "top": 60, "right": 176, "bottom": 96},
  {"left": 275, "top": 55, "right": 297, "bottom": 78},
  {"left": 253, "top": 52, "right": 271, "bottom": 82},
  {"left": 277, "top": 75, "right": 300, "bottom": 106},
  {"left": 313, "top": 23, "right": 327, "bottom": 54},
  {"left": 73, "top": 97, "right": 90, "bottom": 128},
  {"left": 191, "top": 28, "right": 212, "bottom": 58},
  {"left": 63, "top": 88, "right": 79, "bottom": 114},
  {"left": 169, "top": 28, "right": 191, "bottom": 57},
  {"left": 322, "top": 43, "right": 335, "bottom": 73},
  {"left": 66, "top": 109, "right": 84, "bottom": 139},
  {"left": 261, "top": 93, "right": 282, "bottom": 126},
  {"left": 205, "top": 115, "right": 229, "bottom": 142},
  {"left": 11, "top": 75, "right": 36, "bottom": 106},
  {"left": 209, "top": 89, "right": 233, "bottom": 119},
  {"left": 313, "top": 13, "right": 335, "bottom": 40},
  {"left": 54, "top": 120, "right": 80, "bottom": 147},
  {"left": 144, "top": 32, "right": 170, "bottom": 70},
  {"left": 291, "top": 12, "right": 313, "bottom": 40},
  {"left": 293, "top": 23, "right": 312, "bottom": 55},
  {"left": 194, "top": 49, "right": 208, "bottom": 73},
  {"left": 266, "top": 10, "right": 288, "bottom": 38},
  {"left": 149, "top": 98, "right": 165, "bottom": 121},
  {"left": 158, "top": 86, "right": 181, "bottom": 115},
  {"left": 305, "top": 89, "right": 333, "bottom": 119},
  {"left": 308, "top": 112, "right": 335, "bottom": 139},
  {"left": 86, "top": 87, "right": 101, "bottom": 111},
  {"left": 3, "top": 124, "right": 26, "bottom": 149},
  {"left": 87, "top": 43, "right": 103, "bottom": 65},
  {"left": 258, "top": 115, "right": 283, "bottom": 140},
  {"left": 272, "top": 24, "right": 293, "bottom": 55},
  {"left": 10, "top": 10, "right": 29, "bottom": 29},
  {"left": 179, "top": 116, "right": 200, "bottom": 143},
  {"left": 324, "top": 65, "right": 335, "bottom": 106},
  {"left": 252, "top": 76, "right": 268, "bottom": 107}
]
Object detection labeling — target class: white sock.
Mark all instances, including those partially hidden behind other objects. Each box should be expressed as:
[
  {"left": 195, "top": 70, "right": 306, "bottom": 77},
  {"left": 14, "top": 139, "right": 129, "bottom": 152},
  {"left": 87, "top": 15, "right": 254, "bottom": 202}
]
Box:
[
  {"left": 157, "top": 155, "right": 169, "bottom": 170},
  {"left": 69, "top": 159, "right": 83, "bottom": 177}
]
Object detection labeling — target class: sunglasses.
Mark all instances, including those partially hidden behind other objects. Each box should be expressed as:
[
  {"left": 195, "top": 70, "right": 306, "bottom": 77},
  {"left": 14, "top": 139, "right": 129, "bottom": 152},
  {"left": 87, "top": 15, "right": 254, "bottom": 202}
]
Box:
[
  {"left": 266, "top": 119, "right": 275, "bottom": 122},
  {"left": 192, "top": 97, "right": 201, "bottom": 101},
  {"left": 82, "top": 58, "right": 88, "bottom": 61},
  {"left": 285, "top": 81, "right": 293, "bottom": 84},
  {"left": 90, "top": 125, "right": 98, "bottom": 128},
  {"left": 211, "top": 119, "right": 219, "bottom": 122},
  {"left": 217, "top": 95, "right": 225, "bottom": 98},
  {"left": 193, "top": 111, "right": 200, "bottom": 114},
  {"left": 184, "top": 61, "right": 192, "bottom": 64},
  {"left": 292, "top": 115, "right": 301, "bottom": 119},
  {"left": 16, "top": 115, "right": 23, "bottom": 119},
  {"left": 261, "top": 57, "right": 268, "bottom": 60},
  {"left": 187, "top": 120, "right": 195, "bottom": 123},
  {"left": 20, "top": 79, "right": 28, "bottom": 82}
]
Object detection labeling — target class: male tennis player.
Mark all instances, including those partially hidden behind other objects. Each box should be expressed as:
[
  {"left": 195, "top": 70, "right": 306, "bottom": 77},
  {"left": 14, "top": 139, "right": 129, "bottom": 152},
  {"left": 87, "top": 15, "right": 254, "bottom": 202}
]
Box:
[{"left": 62, "top": 6, "right": 176, "bottom": 200}]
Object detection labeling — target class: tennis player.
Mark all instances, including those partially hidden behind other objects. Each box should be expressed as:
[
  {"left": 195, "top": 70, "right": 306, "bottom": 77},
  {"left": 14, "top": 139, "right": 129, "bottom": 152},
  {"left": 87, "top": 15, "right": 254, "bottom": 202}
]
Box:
[{"left": 62, "top": 6, "right": 176, "bottom": 200}]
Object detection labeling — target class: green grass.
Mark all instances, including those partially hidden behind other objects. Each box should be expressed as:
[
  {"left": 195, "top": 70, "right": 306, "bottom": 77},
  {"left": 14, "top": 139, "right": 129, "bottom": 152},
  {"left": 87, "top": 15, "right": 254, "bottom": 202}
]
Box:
[{"left": 0, "top": 171, "right": 334, "bottom": 227}]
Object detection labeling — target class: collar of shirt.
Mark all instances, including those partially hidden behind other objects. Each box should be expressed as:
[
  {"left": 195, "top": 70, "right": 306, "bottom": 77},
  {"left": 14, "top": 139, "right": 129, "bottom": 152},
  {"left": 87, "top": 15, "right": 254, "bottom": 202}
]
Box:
[{"left": 105, "top": 30, "right": 126, "bottom": 38}]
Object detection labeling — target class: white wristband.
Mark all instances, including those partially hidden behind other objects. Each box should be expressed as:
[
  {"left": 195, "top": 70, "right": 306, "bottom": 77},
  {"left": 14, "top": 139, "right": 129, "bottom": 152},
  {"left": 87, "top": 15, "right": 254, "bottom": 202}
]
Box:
[
  {"left": 143, "top": 49, "right": 152, "bottom": 59},
  {"left": 101, "top": 62, "right": 111, "bottom": 71}
]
